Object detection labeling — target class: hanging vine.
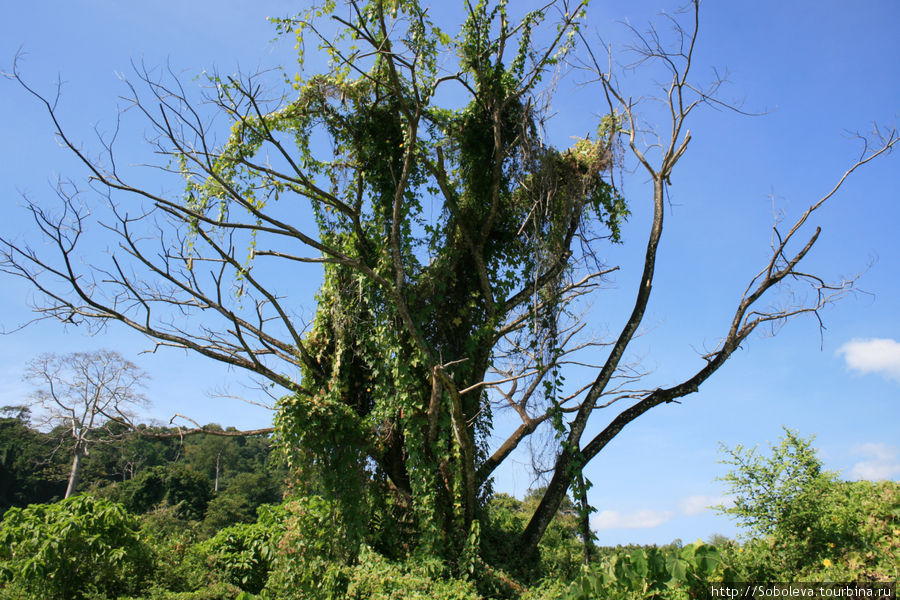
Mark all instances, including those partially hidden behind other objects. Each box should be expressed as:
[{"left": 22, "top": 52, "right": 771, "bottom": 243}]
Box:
[{"left": 199, "top": 0, "right": 626, "bottom": 564}]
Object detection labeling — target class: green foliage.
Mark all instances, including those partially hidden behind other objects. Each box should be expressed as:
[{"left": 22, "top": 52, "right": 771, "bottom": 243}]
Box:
[
  {"left": 138, "top": 504, "right": 206, "bottom": 594},
  {"left": 342, "top": 545, "right": 481, "bottom": 600},
  {"left": 563, "top": 541, "right": 726, "bottom": 600},
  {"left": 805, "top": 480, "right": 899, "bottom": 582},
  {"left": 720, "top": 479, "right": 900, "bottom": 582},
  {"left": 183, "top": 427, "right": 280, "bottom": 488},
  {"left": 79, "top": 420, "right": 158, "bottom": 483},
  {"left": 105, "top": 463, "right": 213, "bottom": 519},
  {"left": 275, "top": 396, "right": 369, "bottom": 548},
  {"left": 118, "top": 582, "right": 249, "bottom": 600},
  {"left": 0, "top": 406, "right": 66, "bottom": 511},
  {"left": 717, "top": 429, "right": 900, "bottom": 581},
  {"left": 140, "top": 502, "right": 198, "bottom": 541},
  {"left": 717, "top": 428, "right": 834, "bottom": 537},
  {"left": 259, "top": 0, "right": 627, "bottom": 561},
  {"left": 203, "top": 472, "right": 283, "bottom": 532},
  {"left": 263, "top": 495, "right": 364, "bottom": 599},
  {"left": 1, "top": 410, "right": 283, "bottom": 515},
  {"left": 0, "top": 494, "right": 153, "bottom": 600},
  {"left": 200, "top": 504, "right": 285, "bottom": 594},
  {"left": 519, "top": 578, "right": 572, "bottom": 600},
  {"left": 481, "top": 490, "right": 583, "bottom": 585},
  {"left": 162, "top": 463, "right": 215, "bottom": 518}
]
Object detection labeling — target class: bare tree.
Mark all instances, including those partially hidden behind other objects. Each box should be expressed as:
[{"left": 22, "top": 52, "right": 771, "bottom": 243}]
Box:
[
  {"left": 24, "top": 350, "right": 148, "bottom": 497},
  {"left": 1, "top": 0, "right": 895, "bottom": 557},
  {"left": 518, "top": 1, "right": 897, "bottom": 552}
]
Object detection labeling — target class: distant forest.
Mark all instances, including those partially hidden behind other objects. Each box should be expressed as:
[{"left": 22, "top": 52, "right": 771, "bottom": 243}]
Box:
[{"left": 0, "top": 405, "right": 284, "bottom": 531}]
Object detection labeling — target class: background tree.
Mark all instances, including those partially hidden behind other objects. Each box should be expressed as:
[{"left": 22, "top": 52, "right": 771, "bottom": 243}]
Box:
[
  {"left": 1, "top": 0, "right": 896, "bottom": 562},
  {"left": 81, "top": 420, "right": 180, "bottom": 483},
  {"left": 0, "top": 405, "right": 66, "bottom": 510},
  {"left": 202, "top": 471, "right": 283, "bottom": 532},
  {"left": 716, "top": 430, "right": 899, "bottom": 581},
  {"left": 182, "top": 424, "right": 278, "bottom": 492},
  {"left": 23, "top": 350, "right": 148, "bottom": 498},
  {"left": 185, "top": 424, "right": 236, "bottom": 493}
]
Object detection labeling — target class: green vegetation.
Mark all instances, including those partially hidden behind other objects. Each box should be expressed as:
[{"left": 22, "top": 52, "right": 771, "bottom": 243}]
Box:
[
  {"left": 715, "top": 429, "right": 899, "bottom": 583},
  {"left": 564, "top": 541, "right": 726, "bottom": 600},
  {"left": 2, "top": 0, "right": 898, "bottom": 598},
  {"left": 0, "top": 495, "right": 153, "bottom": 599},
  {"left": 0, "top": 406, "right": 65, "bottom": 507},
  {"left": 0, "top": 410, "right": 284, "bottom": 523},
  {"left": 266, "top": 0, "right": 625, "bottom": 564},
  {"left": 8, "top": 0, "right": 839, "bottom": 570},
  {"left": 0, "top": 427, "right": 897, "bottom": 599}
]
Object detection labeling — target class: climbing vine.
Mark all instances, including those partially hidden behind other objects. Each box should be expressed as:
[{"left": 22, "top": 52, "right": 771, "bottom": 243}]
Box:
[{"left": 196, "top": 0, "right": 626, "bottom": 565}]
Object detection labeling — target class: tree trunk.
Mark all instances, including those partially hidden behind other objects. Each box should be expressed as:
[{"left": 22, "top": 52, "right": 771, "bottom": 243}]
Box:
[
  {"left": 519, "top": 453, "right": 574, "bottom": 556},
  {"left": 214, "top": 451, "right": 221, "bottom": 493},
  {"left": 64, "top": 443, "right": 83, "bottom": 498},
  {"left": 576, "top": 472, "right": 596, "bottom": 565}
]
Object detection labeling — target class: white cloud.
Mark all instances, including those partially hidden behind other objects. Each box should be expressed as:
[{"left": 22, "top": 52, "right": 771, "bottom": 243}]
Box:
[
  {"left": 589, "top": 495, "right": 736, "bottom": 532},
  {"left": 837, "top": 338, "right": 900, "bottom": 382},
  {"left": 592, "top": 509, "right": 674, "bottom": 530},
  {"left": 678, "top": 495, "right": 733, "bottom": 516},
  {"left": 849, "top": 443, "right": 900, "bottom": 481}
]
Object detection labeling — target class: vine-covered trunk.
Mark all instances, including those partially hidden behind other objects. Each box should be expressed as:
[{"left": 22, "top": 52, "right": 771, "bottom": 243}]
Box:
[
  {"left": 229, "top": 0, "right": 622, "bottom": 563},
  {"left": 576, "top": 472, "right": 595, "bottom": 565}
]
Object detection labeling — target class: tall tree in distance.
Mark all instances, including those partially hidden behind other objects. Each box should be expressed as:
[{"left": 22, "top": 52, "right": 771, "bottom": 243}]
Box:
[
  {"left": 1, "top": 0, "right": 896, "bottom": 560},
  {"left": 24, "top": 350, "right": 148, "bottom": 498}
]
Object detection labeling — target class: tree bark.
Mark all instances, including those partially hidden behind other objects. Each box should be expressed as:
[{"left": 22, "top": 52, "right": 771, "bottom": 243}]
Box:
[
  {"left": 520, "top": 177, "right": 667, "bottom": 555},
  {"left": 214, "top": 451, "right": 221, "bottom": 493},
  {"left": 64, "top": 443, "right": 83, "bottom": 499}
]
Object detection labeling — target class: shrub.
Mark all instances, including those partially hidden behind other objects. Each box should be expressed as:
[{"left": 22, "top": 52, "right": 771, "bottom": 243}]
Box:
[
  {"left": 0, "top": 494, "right": 153, "bottom": 599},
  {"left": 718, "top": 429, "right": 900, "bottom": 581},
  {"left": 263, "top": 495, "right": 360, "bottom": 599},
  {"left": 140, "top": 504, "right": 207, "bottom": 594},
  {"left": 200, "top": 504, "right": 285, "bottom": 594},
  {"left": 481, "top": 491, "right": 583, "bottom": 584},
  {"left": 343, "top": 545, "right": 480, "bottom": 600},
  {"left": 117, "top": 581, "right": 249, "bottom": 600},
  {"left": 563, "top": 541, "right": 726, "bottom": 600}
]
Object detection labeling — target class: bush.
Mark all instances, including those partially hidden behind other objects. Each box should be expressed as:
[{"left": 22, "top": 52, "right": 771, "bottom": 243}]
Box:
[
  {"left": 481, "top": 491, "right": 583, "bottom": 584},
  {"left": 200, "top": 504, "right": 285, "bottom": 594},
  {"left": 118, "top": 581, "right": 249, "bottom": 600},
  {"left": 263, "top": 495, "right": 360, "bottom": 599},
  {"left": 563, "top": 541, "right": 726, "bottom": 600},
  {"left": 139, "top": 504, "right": 207, "bottom": 594},
  {"left": 0, "top": 494, "right": 153, "bottom": 599},
  {"left": 343, "top": 545, "right": 480, "bottom": 600},
  {"left": 811, "top": 480, "right": 899, "bottom": 582},
  {"left": 718, "top": 429, "right": 900, "bottom": 581}
]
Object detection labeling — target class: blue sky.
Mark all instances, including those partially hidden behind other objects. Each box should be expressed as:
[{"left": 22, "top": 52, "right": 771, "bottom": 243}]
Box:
[{"left": 1, "top": 1, "right": 898, "bottom": 546}]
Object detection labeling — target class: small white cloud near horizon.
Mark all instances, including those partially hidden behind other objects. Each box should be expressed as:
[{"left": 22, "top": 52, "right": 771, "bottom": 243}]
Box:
[
  {"left": 849, "top": 443, "right": 900, "bottom": 481},
  {"left": 592, "top": 509, "right": 674, "bottom": 530},
  {"left": 837, "top": 338, "right": 900, "bottom": 382},
  {"left": 591, "top": 495, "right": 735, "bottom": 531},
  {"left": 678, "top": 495, "right": 734, "bottom": 516}
]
